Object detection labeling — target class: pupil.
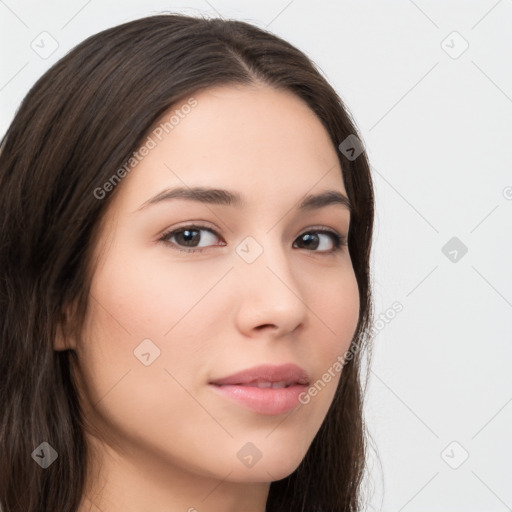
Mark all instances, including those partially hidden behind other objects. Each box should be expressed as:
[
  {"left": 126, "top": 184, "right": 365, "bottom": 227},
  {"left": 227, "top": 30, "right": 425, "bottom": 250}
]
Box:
[
  {"left": 302, "top": 233, "right": 318, "bottom": 249},
  {"left": 180, "top": 229, "right": 199, "bottom": 246}
]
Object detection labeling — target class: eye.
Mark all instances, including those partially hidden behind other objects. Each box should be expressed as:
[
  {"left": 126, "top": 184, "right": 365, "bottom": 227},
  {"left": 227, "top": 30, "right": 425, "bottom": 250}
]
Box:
[
  {"left": 293, "top": 228, "right": 346, "bottom": 253},
  {"left": 158, "top": 224, "right": 347, "bottom": 254},
  {"left": 158, "top": 224, "right": 224, "bottom": 253}
]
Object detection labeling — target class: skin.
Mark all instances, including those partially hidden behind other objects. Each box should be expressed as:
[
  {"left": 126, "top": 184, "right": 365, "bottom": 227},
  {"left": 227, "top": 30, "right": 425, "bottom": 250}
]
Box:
[{"left": 55, "top": 83, "right": 360, "bottom": 512}]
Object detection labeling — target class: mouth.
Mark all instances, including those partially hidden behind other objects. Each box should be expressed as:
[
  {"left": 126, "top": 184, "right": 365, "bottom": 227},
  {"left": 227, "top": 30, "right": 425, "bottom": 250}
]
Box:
[
  {"left": 208, "top": 363, "right": 310, "bottom": 415},
  {"left": 209, "top": 363, "right": 310, "bottom": 387},
  {"left": 215, "top": 379, "right": 301, "bottom": 389}
]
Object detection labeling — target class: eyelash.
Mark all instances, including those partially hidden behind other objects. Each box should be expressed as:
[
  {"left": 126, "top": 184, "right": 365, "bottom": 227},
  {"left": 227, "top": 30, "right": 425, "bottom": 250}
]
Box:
[{"left": 157, "top": 223, "right": 347, "bottom": 255}]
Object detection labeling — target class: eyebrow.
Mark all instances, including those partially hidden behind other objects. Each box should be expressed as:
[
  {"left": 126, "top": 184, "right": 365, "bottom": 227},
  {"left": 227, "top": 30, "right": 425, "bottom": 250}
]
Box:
[{"left": 135, "top": 186, "right": 352, "bottom": 213}]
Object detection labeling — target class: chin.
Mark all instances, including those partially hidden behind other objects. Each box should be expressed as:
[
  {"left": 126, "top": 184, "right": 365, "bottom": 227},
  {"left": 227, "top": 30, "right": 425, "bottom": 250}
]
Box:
[{"left": 224, "top": 449, "right": 307, "bottom": 483}]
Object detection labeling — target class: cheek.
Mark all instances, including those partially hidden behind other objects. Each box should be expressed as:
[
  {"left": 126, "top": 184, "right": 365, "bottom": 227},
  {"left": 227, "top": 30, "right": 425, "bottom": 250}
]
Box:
[
  {"left": 304, "top": 263, "right": 360, "bottom": 360},
  {"left": 284, "top": 265, "right": 359, "bottom": 420},
  {"left": 307, "top": 270, "right": 359, "bottom": 407},
  {"left": 89, "top": 244, "right": 230, "bottom": 341},
  {"left": 76, "top": 252, "right": 225, "bottom": 449},
  {"left": 80, "top": 246, "right": 232, "bottom": 396}
]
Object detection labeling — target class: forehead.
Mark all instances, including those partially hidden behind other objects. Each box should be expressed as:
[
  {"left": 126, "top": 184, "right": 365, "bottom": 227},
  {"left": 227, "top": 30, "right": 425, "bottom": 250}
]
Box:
[{"left": 111, "top": 84, "right": 347, "bottom": 212}]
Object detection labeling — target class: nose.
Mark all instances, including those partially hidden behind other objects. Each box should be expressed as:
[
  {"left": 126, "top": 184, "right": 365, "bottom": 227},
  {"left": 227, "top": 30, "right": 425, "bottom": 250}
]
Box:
[{"left": 232, "top": 236, "right": 309, "bottom": 339}]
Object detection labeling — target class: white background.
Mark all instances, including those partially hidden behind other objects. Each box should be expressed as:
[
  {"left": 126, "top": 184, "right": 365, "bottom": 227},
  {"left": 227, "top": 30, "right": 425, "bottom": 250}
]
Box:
[{"left": 1, "top": 1, "right": 511, "bottom": 510}]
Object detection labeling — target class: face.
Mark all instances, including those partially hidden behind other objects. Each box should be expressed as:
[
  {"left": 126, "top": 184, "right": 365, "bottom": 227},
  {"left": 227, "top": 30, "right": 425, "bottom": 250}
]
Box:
[{"left": 66, "top": 84, "right": 360, "bottom": 485}]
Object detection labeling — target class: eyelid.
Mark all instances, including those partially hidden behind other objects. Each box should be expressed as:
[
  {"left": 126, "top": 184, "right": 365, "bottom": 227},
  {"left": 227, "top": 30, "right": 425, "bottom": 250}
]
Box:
[{"left": 155, "top": 221, "right": 219, "bottom": 242}]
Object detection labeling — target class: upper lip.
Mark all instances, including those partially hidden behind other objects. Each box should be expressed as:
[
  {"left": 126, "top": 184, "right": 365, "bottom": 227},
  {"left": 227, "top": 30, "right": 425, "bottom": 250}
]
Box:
[{"left": 209, "top": 363, "right": 310, "bottom": 386}]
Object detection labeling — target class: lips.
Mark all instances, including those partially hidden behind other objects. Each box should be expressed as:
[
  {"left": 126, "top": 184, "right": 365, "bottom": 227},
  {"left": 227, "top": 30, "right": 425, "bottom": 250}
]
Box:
[
  {"left": 209, "top": 363, "right": 310, "bottom": 387},
  {"left": 235, "top": 380, "right": 294, "bottom": 389},
  {"left": 209, "top": 363, "right": 310, "bottom": 415}
]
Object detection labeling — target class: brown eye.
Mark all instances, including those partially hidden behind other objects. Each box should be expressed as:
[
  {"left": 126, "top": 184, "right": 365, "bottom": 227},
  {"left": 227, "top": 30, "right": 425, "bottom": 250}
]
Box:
[
  {"left": 158, "top": 225, "right": 346, "bottom": 255},
  {"left": 159, "top": 225, "right": 224, "bottom": 253},
  {"left": 293, "top": 229, "right": 345, "bottom": 253}
]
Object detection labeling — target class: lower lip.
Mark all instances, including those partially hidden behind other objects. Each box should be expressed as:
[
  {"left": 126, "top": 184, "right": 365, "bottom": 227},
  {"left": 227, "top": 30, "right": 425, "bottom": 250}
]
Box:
[{"left": 209, "top": 383, "right": 307, "bottom": 415}]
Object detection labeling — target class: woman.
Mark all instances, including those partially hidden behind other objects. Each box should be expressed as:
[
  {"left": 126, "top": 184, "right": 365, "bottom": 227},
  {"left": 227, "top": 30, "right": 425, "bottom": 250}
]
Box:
[{"left": 0, "top": 13, "right": 375, "bottom": 512}]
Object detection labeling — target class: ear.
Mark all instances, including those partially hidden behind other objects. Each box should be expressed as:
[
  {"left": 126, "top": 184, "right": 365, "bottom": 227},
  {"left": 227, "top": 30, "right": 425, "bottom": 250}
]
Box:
[{"left": 53, "top": 306, "right": 77, "bottom": 352}]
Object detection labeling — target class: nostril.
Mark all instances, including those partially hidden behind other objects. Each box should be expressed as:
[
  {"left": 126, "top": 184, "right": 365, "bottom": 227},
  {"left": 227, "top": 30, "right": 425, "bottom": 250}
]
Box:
[{"left": 256, "top": 324, "right": 276, "bottom": 331}]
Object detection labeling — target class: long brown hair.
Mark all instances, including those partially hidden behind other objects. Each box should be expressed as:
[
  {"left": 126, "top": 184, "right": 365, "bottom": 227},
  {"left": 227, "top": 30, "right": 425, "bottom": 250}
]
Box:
[{"left": 0, "top": 13, "right": 375, "bottom": 511}]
